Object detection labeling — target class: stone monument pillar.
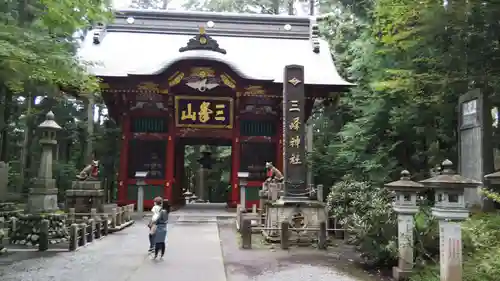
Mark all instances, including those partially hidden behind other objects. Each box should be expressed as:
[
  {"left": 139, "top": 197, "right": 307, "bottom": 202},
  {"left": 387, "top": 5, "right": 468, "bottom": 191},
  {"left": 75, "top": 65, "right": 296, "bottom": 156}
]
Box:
[
  {"left": 262, "top": 65, "right": 326, "bottom": 243},
  {"left": 458, "top": 89, "right": 494, "bottom": 210},
  {"left": 385, "top": 170, "right": 424, "bottom": 280},
  {"left": 27, "top": 111, "right": 61, "bottom": 213},
  {"left": 420, "top": 160, "right": 481, "bottom": 281}
]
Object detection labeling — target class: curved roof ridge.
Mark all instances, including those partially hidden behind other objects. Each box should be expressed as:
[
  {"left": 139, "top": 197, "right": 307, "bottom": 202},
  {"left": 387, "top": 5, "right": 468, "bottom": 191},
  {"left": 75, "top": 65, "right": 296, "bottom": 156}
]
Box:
[{"left": 110, "top": 9, "right": 312, "bottom": 39}]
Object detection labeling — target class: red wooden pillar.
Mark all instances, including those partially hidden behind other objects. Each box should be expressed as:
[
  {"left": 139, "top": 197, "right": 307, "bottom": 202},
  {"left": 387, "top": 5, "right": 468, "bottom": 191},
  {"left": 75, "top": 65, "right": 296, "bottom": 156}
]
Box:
[
  {"left": 174, "top": 141, "right": 184, "bottom": 204},
  {"left": 118, "top": 113, "right": 131, "bottom": 205},
  {"left": 276, "top": 117, "right": 283, "bottom": 172},
  {"left": 166, "top": 112, "right": 175, "bottom": 202},
  {"left": 230, "top": 101, "right": 241, "bottom": 208}
]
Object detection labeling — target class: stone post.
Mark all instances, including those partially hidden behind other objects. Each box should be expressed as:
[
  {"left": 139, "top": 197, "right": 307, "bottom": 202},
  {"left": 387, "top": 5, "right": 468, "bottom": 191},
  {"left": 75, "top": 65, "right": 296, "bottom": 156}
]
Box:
[
  {"left": 280, "top": 221, "right": 289, "bottom": 249},
  {"left": 68, "top": 208, "right": 75, "bottom": 224},
  {"left": 27, "top": 111, "right": 61, "bottom": 213},
  {"left": 88, "top": 218, "right": 95, "bottom": 243},
  {"left": 385, "top": 170, "right": 425, "bottom": 280},
  {"left": 111, "top": 207, "right": 117, "bottom": 228},
  {"left": 118, "top": 206, "right": 123, "bottom": 225},
  {"left": 95, "top": 216, "right": 102, "bottom": 239},
  {"left": 123, "top": 205, "right": 129, "bottom": 222},
  {"left": 9, "top": 217, "right": 17, "bottom": 241},
  {"left": 316, "top": 184, "right": 324, "bottom": 202},
  {"left": 237, "top": 172, "right": 250, "bottom": 209},
  {"left": 80, "top": 222, "right": 87, "bottom": 246},
  {"left": 318, "top": 221, "right": 327, "bottom": 250},
  {"left": 241, "top": 219, "right": 252, "bottom": 249},
  {"left": 69, "top": 223, "right": 78, "bottom": 251},
  {"left": 420, "top": 160, "right": 481, "bottom": 281},
  {"left": 39, "top": 219, "right": 49, "bottom": 251},
  {"left": 102, "top": 214, "right": 109, "bottom": 235},
  {"left": 116, "top": 207, "right": 122, "bottom": 226},
  {"left": 0, "top": 217, "right": 4, "bottom": 230}
]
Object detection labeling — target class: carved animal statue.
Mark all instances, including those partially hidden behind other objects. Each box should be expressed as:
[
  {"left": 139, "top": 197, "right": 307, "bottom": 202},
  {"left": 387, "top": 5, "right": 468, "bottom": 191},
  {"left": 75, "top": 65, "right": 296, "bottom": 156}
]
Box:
[
  {"left": 76, "top": 160, "right": 99, "bottom": 181},
  {"left": 265, "top": 162, "right": 284, "bottom": 182}
]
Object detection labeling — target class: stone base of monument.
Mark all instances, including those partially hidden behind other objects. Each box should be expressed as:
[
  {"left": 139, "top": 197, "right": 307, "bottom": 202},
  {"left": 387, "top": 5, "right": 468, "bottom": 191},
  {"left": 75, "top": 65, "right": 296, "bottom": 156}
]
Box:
[
  {"left": 66, "top": 181, "right": 105, "bottom": 213},
  {"left": 262, "top": 198, "right": 327, "bottom": 244},
  {"left": 27, "top": 178, "right": 59, "bottom": 213},
  {"left": 392, "top": 266, "right": 412, "bottom": 280}
]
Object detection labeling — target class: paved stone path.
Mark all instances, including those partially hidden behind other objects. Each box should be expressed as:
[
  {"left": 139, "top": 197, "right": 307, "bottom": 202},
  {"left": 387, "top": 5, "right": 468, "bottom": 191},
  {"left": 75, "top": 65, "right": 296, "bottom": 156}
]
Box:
[
  {"left": 0, "top": 216, "right": 227, "bottom": 281},
  {"left": 0, "top": 212, "right": 382, "bottom": 281}
]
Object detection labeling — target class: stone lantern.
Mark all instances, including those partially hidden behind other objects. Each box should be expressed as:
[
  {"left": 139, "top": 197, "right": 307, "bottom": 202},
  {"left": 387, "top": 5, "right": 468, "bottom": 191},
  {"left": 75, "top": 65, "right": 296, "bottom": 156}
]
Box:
[
  {"left": 419, "top": 159, "right": 481, "bottom": 281},
  {"left": 27, "top": 111, "right": 62, "bottom": 213},
  {"left": 385, "top": 170, "right": 424, "bottom": 280}
]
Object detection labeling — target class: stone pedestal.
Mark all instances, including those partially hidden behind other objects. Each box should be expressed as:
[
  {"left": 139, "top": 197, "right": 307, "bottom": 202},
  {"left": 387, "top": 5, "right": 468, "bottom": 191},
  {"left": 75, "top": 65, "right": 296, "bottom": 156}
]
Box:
[
  {"left": 438, "top": 220, "right": 463, "bottom": 281},
  {"left": 27, "top": 179, "right": 58, "bottom": 213},
  {"left": 393, "top": 214, "right": 415, "bottom": 280},
  {"left": 263, "top": 198, "right": 326, "bottom": 243},
  {"left": 66, "top": 181, "right": 105, "bottom": 213}
]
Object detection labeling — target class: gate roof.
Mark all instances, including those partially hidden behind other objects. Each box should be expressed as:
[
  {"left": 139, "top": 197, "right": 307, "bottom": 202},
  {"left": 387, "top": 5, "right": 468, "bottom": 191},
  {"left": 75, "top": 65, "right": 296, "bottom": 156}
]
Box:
[{"left": 77, "top": 9, "right": 352, "bottom": 86}]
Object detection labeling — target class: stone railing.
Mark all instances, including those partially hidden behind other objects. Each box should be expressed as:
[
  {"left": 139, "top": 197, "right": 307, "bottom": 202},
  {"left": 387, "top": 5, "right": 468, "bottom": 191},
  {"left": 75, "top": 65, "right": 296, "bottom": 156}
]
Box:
[
  {"left": 67, "top": 204, "right": 134, "bottom": 231},
  {"left": 68, "top": 215, "right": 109, "bottom": 251},
  {"left": 1, "top": 204, "right": 135, "bottom": 252}
]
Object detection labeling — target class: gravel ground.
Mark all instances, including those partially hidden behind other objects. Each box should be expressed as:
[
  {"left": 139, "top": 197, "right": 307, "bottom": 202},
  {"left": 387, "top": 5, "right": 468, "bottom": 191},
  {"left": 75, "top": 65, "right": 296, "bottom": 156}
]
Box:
[{"left": 217, "top": 218, "right": 390, "bottom": 281}]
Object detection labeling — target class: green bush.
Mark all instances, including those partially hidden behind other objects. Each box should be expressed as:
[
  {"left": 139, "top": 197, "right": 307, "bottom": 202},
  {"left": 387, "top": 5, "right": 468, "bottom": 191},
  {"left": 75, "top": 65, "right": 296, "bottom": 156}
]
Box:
[
  {"left": 326, "top": 177, "right": 398, "bottom": 266},
  {"left": 327, "top": 177, "right": 441, "bottom": 267}
]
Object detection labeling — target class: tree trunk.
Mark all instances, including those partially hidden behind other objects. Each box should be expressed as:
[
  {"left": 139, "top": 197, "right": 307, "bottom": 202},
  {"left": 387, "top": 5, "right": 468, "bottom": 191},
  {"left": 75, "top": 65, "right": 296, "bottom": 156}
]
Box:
[
  {"left": 0, "top": 86, "right": 6, "bottom": 161},
  {"left": 0, "top": 88, "right": 12, "bottom": 161},
  {"left": 86, "top": 95, "right": 95, "bottom": 163},
  {"left": 19, "top": 94, "right": 33, "bottom": 193}
]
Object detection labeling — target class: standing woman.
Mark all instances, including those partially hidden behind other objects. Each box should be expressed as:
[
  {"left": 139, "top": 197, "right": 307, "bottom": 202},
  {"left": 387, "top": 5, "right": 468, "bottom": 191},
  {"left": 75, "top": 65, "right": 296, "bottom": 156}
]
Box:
[
  {"left": 151, "top": 199, "right": 170, "bottom": 259},
  {"left": 148, "top": 197, "right": 162, "bottom": 252}
]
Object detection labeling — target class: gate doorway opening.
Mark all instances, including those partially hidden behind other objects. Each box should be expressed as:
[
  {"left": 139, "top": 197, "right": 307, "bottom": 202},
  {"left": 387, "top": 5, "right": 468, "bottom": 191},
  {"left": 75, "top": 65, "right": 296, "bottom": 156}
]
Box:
[{"left": 174, "top": 138, "right": 232, "bottom": 206}]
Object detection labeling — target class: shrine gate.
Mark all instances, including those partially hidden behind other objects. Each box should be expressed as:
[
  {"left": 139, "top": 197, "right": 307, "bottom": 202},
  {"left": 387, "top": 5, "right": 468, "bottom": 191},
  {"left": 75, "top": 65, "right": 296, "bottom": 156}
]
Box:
[{"left": 78, "top": 9, "right": 350, "bottom": 208}]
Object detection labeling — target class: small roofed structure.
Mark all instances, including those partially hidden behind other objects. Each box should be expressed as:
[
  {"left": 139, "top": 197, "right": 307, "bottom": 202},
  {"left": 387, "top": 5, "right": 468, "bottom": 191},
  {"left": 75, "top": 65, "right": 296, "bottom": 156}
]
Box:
[{"left": 76, "top": 9, "right": 352, "bottom": 208}]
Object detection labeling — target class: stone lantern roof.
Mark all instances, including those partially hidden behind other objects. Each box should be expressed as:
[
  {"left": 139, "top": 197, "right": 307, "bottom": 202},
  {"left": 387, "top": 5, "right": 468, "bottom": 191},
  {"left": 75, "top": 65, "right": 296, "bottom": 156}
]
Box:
[
  {"left": 419, "top": 159, "right": 481, "bottom": 189},
  {"left": 485, "top": 171, "right": 500, "bottom": 180},
  {"left": 385, "top": 170, "right": 424, "bottom": 191},
  {"left": 38, "top": 111, "right": 62, "bottom": 130}
]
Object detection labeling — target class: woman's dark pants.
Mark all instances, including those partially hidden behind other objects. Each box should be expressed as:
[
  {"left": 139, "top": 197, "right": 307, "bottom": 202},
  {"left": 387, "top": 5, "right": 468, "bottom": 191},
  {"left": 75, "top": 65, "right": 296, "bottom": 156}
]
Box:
[
  {"left": 149, "top": 234, "right": 154, "bottom": 250},
  {"left": 154, "top": 242, "right": 165, "bottom": 257}
]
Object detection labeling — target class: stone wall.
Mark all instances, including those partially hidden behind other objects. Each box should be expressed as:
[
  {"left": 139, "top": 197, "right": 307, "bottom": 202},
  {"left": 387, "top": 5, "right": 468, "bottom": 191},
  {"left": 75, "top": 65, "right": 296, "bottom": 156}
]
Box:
[{"left": 10, "top": 214, "right": 68, "bottom": 246}]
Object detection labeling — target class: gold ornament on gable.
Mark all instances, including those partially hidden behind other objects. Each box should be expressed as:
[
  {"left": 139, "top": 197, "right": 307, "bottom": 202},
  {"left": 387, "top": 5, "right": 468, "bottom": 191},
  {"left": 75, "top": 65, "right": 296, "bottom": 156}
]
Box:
[
  {"left": 99, "top": 82, "right": 110, "bottom": 90},
  {"left": 244, "top": 85, "right": 265, "bottom": 96},
  {"left": 220, "top": 73, "right": 236, "bottom": 89},
  {"left": 168, "top": 71, "right": 185, "bottom": 87},
  {"left": 137, "top": 82, "right": 160, "bottom": 92},
  {"left": 189, "top": 67, "right": 215, "bottom": 78}
]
